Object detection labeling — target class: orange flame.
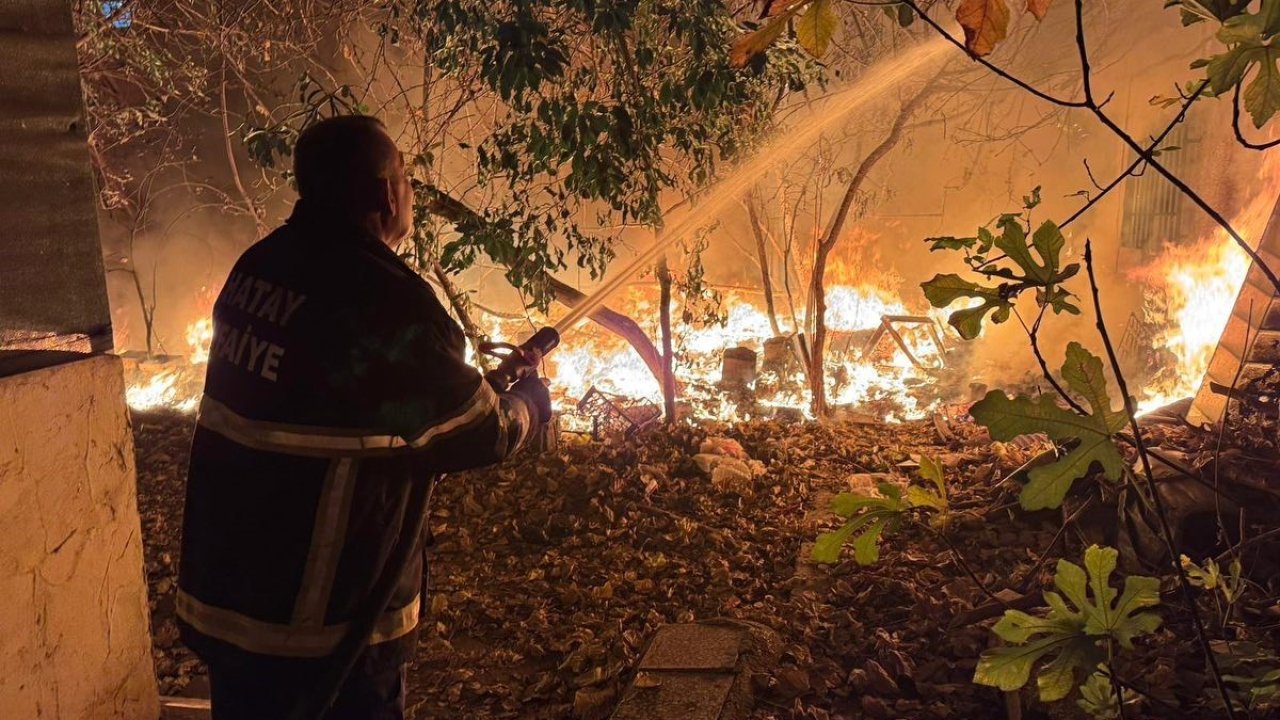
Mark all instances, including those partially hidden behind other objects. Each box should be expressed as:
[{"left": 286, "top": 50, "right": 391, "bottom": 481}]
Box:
[{"left": 1136, "top": 160, "right": 1280, "bottom": 413}]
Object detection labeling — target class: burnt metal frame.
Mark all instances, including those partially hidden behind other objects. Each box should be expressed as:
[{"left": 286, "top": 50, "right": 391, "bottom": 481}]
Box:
[
  {"left": 859, "top": 315, "right": 947, "bottom": 369},
  {"left": 576, "top": 386, "right": 662, "bottom": 440}
]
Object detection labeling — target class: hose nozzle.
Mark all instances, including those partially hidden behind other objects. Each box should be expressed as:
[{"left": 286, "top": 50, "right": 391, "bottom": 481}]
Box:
[{"left": 480, "top": 327, "right": 560, "bottom": 391}]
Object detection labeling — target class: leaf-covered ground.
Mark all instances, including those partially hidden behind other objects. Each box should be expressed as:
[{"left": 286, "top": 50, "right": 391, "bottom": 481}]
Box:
[{"left": 131, "top": 408, "right": 1272, "bottom": 719}]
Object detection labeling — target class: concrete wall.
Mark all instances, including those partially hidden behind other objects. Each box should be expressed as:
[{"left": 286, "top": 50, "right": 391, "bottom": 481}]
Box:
[
  {"left": 0, "top": 0, "right": 113, "bottom": 361},
  {"left": 0, "top": 355, "right": 159, "bottom": 718}
]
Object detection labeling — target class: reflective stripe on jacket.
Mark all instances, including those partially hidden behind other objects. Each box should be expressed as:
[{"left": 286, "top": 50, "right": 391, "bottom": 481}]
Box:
[{"left": 177, "top": 202, "right": 533, "bottom": 660}]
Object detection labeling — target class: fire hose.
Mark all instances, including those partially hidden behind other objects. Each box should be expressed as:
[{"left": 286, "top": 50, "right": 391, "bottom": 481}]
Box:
[{"left": 287, "top": 327, "right": 559, "bottom": 720}]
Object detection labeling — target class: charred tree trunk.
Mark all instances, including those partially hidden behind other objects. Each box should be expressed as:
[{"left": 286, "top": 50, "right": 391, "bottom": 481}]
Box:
[
  {"left": 807, "top": 83, "right": 932, "bottom": 418},
  {"left": 657, "top": 255, "right": 677, "bottom": 422}
]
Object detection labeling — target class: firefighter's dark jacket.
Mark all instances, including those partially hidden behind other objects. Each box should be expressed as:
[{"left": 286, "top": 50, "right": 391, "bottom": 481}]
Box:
[{"left": 177, "top": 201, "right": 535, "bottom": 661}]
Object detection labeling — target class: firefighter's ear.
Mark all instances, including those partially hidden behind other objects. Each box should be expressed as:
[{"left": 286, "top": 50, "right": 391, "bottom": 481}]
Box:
[{"left": 377, "top": 177, "right": 397, "bottom": 216}]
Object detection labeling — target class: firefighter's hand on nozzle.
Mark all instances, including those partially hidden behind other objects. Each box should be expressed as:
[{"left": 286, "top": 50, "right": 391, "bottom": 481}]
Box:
[{"left": 509, "top": 376, "right": 552, "bottom": 424}]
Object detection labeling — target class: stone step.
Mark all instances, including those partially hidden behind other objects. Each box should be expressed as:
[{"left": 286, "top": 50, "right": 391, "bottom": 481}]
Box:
[{"left": 611, "top": 622, "right": 779, "bottom": 720}]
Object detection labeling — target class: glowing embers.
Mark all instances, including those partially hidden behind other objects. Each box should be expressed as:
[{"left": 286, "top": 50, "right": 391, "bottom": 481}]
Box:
[
  {"left": 535, "top": 281, "right": 950, "bottom": 422},
  {"left": 123, "top": 363, "right": 200, "bottom": 413},
  {"left": 124, "top": 314, "right": 212, "bottom": 413}
]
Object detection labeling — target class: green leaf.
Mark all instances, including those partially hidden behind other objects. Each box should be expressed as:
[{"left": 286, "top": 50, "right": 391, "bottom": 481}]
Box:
[
  {"left": 1077, "top": 671, "right": 1121, "bottom": 719},
  {"left": 1245, "top": 47, "right": 1280, "bottom": 127},
  {"left": 927, "top": 235, "right": 977, "bottom": 251},
  {"left": 1206, "top": 44, "right": 1265, "bottom": 94},
  {"left": 1196, "top": 0, "right": 1280, "bottom": 127},
  {"left": 1038, "top": 642, "right": 1094, "bottom": 701},
  {"left": 812, "top": 521, "right": 856, "bottom": 563},
  {"left": 875, "top": 480, "right": 903, "bottom": 504},
  {"left": 921, "top": 274, "right": 986, "bottom": 306},
  {"left": 830, "top": 491, "right": 897, "bottom": 517},
  {"left": 918, "top": 455, "right": 946, "bottom": 496},
  {"left": 814, "top": 484, "right": 907, "bottom": 565},
  {"left": 975, "top": 545, "right": 1161, "bottom": 702},
  {"left": 977, "top": 226, "right": 997, "bottom": 253},
  {"left": 1023, "top": 185, "right": 1042, "bottom": 209},
  {"left": 992, "top": 609, "right": 1079, "bottom": 643},
  {"left": 1219, "top": 11, "right": 1267, "bottom": 44},
  {"left": 920, "top": 273, "right": 1011, "bottom": 340},
  {"left": 795, "top": 0, "right": 839, "bottom": 58},
  {"left": 851, "top": 515, "right": 889, "bottom": 564},
  {"left": 812, "top": 510, "right": 892, "bottom": 564},
  {"left": 970, "top": 343, "right": 1127, "bottom": 510},
  {"left": 974, "top": 634, "right": 1089, "bottom": 693},
  {"left": 920, "top": 212, "right": 1078, "bottom": 340},
  {"left": 994, "top": 219, "right": 1057, "bottom": 284},
  {"left": 1068, "top": 546, "right": 1163, "bottom": 647},
  {"left": 905, "top": 485, "right": 946, "bottom": 511},
  {"left": 905, "top": 454, "right": 948, "bottom": 515}
]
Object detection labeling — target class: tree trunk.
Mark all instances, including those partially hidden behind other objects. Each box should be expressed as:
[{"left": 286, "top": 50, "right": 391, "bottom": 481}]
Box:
[
  {"left": 807, "top": 83, "right": 933, "bottom": 418},
  {"left": 547, "top": 277, "right": 666, "bottom": 388},
  {"left": 745, "top": 188, "right": 782, "bottom": 337},
  {"left": 415, "top": 172, "right": 668, "bottom": 392},
  {"left": 218, "top": 69, "right": 266, "bottom": 237},
  {"left": 430, "top": 260, "right": 488, "bottom": 361},
  {"left": 657, "top": 255, "right": 677, "bottom": 422}
]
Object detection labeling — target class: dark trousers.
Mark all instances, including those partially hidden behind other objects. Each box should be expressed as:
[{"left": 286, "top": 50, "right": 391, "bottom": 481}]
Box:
[{"left": 207, "top": 644, "right": 406, "bottom": 720}]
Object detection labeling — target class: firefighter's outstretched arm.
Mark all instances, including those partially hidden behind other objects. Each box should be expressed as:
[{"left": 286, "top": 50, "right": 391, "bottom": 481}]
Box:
[
  {"left": 368, "top": 311, "right": 552, "bottom": 471},
  {"left": 406, "top": 373, "right": 549, "bottom": 472}
]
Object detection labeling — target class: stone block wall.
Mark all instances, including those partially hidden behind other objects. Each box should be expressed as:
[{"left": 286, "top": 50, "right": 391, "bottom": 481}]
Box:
[{"left": 0, "top": 355, "right": 159, "bottom": 719}]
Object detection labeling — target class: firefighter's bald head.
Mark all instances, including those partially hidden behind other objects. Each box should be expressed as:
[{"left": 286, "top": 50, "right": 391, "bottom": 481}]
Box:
[{"left": 293, "top": 115, "right": 413, "bottom": 248}]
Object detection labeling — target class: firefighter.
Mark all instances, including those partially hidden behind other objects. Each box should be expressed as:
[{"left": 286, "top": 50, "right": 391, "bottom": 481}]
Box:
[{"left": 176, "top": 115, "right": 551, "bottom": 719}]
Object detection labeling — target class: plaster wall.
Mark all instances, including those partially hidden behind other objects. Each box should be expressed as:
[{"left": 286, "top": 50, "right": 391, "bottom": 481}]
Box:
[{"left": 0, "top": 355, "right": 159, "bottom": 719}]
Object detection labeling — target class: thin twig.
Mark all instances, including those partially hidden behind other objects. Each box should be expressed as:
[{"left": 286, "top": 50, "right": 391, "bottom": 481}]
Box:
[
  {"left": 1015, "top": 495, "right": 1095, "bottom": 593},
  {"left": 1061, "top": 81, "right": 1207, "bottom": 230},
  {"left": 1015, "top": 306, "right": 1088, "bottom": 415},
  {"left": 77, "top": 0, "right": 137, "bottom": 48},
  {"left": 918, "top": 521, "right": 1008, "bottom": 607},
  {"left": 1084, "top": 240, "right": 1238, "bottom": 719},
  {"left": 900, "top": 1, "right": 1086, "bottom": 109},
  {"left": 219, "top": 66, "right": 266, "bottom": 236},
  {"left": 1214, "top": 526, "right": 1280, "bottom": 566}
]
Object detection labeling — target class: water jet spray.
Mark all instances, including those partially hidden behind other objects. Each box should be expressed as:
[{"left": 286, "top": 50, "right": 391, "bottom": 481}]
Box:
[
  {"left": 553, "top": 38, "right": 950, "bottom": 336},
  {"left": 447, "top": 41, "right": 952, "bottom": 391}
]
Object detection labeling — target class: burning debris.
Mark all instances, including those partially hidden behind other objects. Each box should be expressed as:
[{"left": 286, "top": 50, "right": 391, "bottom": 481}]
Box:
[
  {"left": 575, "top": 386, "right": 662, "bottom": 440},
  {"left": 858, "top": 315, "right": 948, "bottom": 370}
]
